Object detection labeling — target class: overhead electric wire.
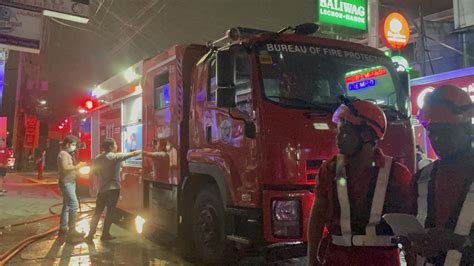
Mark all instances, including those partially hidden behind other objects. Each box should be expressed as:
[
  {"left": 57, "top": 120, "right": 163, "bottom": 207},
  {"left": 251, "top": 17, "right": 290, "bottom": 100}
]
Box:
[
  {"left": 114, "top": 0, "right": 160, "bottom": 38},
  {"left": 107, "top": 0, "right": 166, "bottom": 57},
  {"left": 71, "top": 0, "right": 165, "bottom": 59},
  {"left": 49, "top": 17, "right": 107, "bottom": 40},
  {"left": 110, "top": 0, "right": 163, "bottom": 50},
  {"left": 98, "top": 0, "right": 114, "bottom": 28},
  {"left": 95, "top": 0, "right": 106, "bottom": 16},
  {"left": 47, "top": 0, "right": 119, "bottom": 43}
]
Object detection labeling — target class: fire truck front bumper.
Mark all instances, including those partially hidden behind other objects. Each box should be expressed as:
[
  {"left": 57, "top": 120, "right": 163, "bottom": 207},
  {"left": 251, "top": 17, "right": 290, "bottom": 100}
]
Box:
[{"left": 226, "top": 232, "right": 307, "bottom": 261}]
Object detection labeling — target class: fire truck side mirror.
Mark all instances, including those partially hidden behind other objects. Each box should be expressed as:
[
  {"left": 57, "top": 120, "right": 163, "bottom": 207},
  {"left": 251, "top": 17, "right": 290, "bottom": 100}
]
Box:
[
  {"left": 216, "top": 87, "right": 236, "bottom": 108},
  {"left": 216, "top": 50, "right": 234, "bottom": 88},
  {"left": 216, "top": 50, "right": 236, "bottom": 108}
]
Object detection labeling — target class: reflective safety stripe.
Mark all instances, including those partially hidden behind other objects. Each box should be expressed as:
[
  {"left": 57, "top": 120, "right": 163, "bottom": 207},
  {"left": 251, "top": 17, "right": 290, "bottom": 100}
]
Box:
[
  {"left": 415, "top": 163, "right": 436, "bottom": 266},
  {"left": 332, "top": 235, "right": 396, "bottom": 247},
  {"left": 331, "top": 235, "right": 352, "bottom": 246},
  {"left": 416, "top": 163, "right": 434, "bottom": 226},
  {"left": 416, "top": 181, "right": 429, "bottom": 226},
  {"left": 416, "top": 163, "right": 473, "bottom": 266},
  {"left": 416, "top": 255, "right": 434, "bottom": 266},
  {"left": 336, "top": 155, "right": 352, "bottom": 237},
  {"left": 444, "top": 251, "right": 463, "bottom": 266},
  {"left": 366, "top": 156, "right": 392, "bottom": 236},
  {"left": 444, "top": 182, "right": 474, "bottom": 266},
  {"left": 334, "top": 155, "right": 394, "bottom": 247}
]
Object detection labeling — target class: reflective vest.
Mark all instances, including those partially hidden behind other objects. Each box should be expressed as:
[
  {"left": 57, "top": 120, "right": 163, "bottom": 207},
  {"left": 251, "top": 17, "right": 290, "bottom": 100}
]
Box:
[
  {"left": 416, "top": 162, "right": 474, "bottom": 266},
  {"left": 331, "top": 154, "right": 397, "bottom": 247}
]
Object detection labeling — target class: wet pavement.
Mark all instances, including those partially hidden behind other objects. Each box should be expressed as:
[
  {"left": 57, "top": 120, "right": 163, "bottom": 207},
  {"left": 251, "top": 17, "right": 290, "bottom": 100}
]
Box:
[
  {"left": 0, "top": 172, "right": 307, "bottom": 265},
  {"left": 10, "top": 227, "right": 191, "bottom": 265}
]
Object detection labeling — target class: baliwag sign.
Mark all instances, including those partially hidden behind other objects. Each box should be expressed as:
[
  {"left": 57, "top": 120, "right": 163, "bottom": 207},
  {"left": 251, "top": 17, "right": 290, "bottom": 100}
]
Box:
[{"left": 317, "top": 0, "right": 367, "bottom": 30}]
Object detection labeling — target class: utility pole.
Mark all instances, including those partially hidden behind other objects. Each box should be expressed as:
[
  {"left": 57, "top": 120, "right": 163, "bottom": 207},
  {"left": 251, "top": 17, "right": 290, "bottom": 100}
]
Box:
[
  {"left": 12, "top": 52, "right": 23, "bottom": 153},
  {"left": 419, "top": 6, "right": 426, "bottom": 76},
  {"left": 12, "top": 53, "right": 41, "bottom": 170},
  {"left": 368, "top": 0, "right": 379, "bottom": 48}
]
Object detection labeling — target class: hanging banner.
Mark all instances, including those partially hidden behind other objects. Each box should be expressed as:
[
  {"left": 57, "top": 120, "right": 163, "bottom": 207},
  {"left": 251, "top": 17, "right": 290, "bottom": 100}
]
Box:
[
  {"left": 317, "top": 0, "right": 367, "bottom": 30},
  {"left": 0, "top": 5, "right": 42, "bottom": 53},
  {"left": 1, "top": 0, "right": 90, "bottom": 24},
  {"left": 23, "top": 115, "right": 39, "bottom": 149}
]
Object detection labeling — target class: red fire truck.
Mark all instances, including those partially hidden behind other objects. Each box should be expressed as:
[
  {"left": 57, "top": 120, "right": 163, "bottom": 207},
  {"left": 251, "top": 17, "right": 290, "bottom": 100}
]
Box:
[{"left": 85, "top": 24, "right": 415, "bottom": 263}]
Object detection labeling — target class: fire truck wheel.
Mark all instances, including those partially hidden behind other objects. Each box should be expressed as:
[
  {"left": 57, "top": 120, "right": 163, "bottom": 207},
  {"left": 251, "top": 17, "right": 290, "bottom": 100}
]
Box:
[{"left": 191, "top": 185, "right": 226, "bottom": 264}]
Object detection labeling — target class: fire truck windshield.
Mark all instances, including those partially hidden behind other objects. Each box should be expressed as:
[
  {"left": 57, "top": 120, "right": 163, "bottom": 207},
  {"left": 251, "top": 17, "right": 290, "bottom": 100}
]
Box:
[{"left": 257, "top": 42, "right": 408, "bottom": 116}]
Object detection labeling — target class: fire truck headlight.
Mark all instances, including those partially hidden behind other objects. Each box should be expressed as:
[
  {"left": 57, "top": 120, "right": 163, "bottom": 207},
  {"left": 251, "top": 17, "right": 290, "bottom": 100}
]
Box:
[
  {"left": 272, "top": 199, "right": 301, "bottom": 238},
  {"left": 79, "top": 166, "right": 91, "bottom": 175},
  {"left": 135, "top": 215, "right": 146, "bottom": 234}
]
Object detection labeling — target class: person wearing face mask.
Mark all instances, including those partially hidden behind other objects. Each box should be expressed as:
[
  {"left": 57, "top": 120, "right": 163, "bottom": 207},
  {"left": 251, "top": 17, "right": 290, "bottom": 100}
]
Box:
[
  {"left": 57, "top": 135, "right": 87, "bottom": 241},
  {"left": 86, "top": 138, "right": 141, "bottom": 241},
  {"left": 143, "top": 139, "right": 167, "bottom": 179},
  {"left": 307, "top": 99, "right": 416, "bottom": 265},
  {"left": 408, "top": 85, "right": 473, "bottom": 265}
]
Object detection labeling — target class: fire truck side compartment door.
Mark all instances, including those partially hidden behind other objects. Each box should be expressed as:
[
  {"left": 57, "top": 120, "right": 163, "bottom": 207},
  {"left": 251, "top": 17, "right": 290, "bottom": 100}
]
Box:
[
  {"left": 149, "top": 182, "right": 179, "bottom": 237},
  {"left": 117, "top": 173, "right": 144, "bottom": 214}
]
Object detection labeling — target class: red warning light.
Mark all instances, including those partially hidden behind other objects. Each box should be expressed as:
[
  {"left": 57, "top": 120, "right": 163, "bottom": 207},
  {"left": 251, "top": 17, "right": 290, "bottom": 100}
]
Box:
[
  {"left": 84, "top": 99, "right": 95, "bottom": 110},
  {"left": 58, "top": 125, "right": 64, "bottom": 130}
]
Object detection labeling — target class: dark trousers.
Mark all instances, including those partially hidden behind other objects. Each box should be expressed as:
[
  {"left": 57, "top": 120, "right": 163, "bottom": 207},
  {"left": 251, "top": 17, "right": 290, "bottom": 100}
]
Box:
[{"left": 89, "top": 189, "right": 120, "bottom": 236}]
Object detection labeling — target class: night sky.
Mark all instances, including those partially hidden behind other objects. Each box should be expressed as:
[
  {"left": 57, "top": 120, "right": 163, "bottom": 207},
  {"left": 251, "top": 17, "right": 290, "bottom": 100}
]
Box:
[{"left": 3, "top": 0, "right": 454, "bottom": 122}]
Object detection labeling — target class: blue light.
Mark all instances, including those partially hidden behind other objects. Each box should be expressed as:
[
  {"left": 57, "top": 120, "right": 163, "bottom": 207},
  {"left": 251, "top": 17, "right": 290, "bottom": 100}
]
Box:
[
  {"left": 165, "top": 109, "right": 171, "bottom": 123},
  {"left": 163, "top": 84, "right": 170, "bottom": 107},
  {"left": 80, "top": 117, "right": 91, "bottom": 132},
  {"left": 196, "top": 90, "right": 206, "bottom": 102},
  {"left": 348, "top": 79, "right": 377, "bottom": 91},
  {"left": 0, "top": 61, "right": 4, "bottom": 112}
]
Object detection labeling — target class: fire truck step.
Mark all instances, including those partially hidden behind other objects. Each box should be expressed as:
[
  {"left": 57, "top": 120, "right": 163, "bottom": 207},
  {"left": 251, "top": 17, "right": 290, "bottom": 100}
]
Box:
[{"left": 226, "top": 235, "right": 251, "bottom": 245}]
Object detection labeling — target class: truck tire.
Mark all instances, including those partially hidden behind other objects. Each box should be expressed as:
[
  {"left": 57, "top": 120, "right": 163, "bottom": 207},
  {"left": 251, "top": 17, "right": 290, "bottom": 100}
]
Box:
[{"left": 191, "top": 185, "right": 226, "bottom": 264}]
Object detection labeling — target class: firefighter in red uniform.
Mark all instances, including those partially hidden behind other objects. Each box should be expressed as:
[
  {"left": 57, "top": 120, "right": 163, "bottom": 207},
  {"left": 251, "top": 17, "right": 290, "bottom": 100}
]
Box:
[
  {"left": 408, "top": 85, "right": 473, "bottom": 265},
  {"left": 307, "top": 99, "right": 415, "bottom": 266}
]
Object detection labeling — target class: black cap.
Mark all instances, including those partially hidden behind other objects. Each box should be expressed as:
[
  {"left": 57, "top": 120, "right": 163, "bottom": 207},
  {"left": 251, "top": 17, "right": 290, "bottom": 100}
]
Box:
[{"left": 62, "top": 135, "right": 79, "bottom": 145}]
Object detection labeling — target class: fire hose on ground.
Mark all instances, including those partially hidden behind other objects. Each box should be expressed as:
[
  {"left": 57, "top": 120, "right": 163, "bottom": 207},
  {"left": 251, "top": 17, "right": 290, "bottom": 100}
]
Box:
[
  {"left": 0, "top": 200, "right": 96, "bottom": 265},
  {"left": 0, "top": 201, "right": 96, "bottom": 230}
]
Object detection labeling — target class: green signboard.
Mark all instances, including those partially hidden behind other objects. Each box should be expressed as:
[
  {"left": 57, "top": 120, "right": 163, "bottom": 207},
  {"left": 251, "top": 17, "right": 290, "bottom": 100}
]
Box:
[{"left": 317, "top": 0, "right": 367, "bottom": 30}]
